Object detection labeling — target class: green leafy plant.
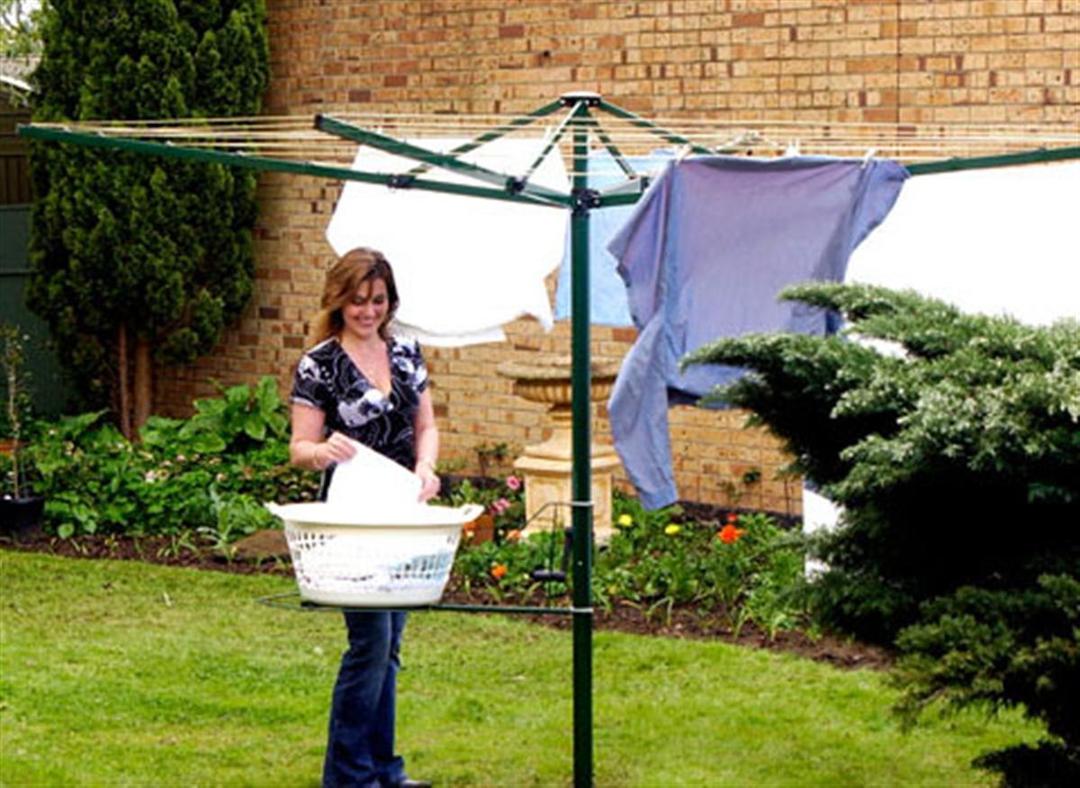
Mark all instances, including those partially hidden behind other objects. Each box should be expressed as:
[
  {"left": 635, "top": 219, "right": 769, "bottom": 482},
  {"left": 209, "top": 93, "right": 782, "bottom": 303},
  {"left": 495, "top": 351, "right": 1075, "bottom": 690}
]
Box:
[
  {"left": 0, "top": 0, "right": 41, "bottom": 58},
  {"left": 475, "top": 441, "right": 514, "bottom": 477},
  {"left": 600, "top": 505, "right": 806, "bottom": 634},
  {"left": 451, "top": 530, "right": 563, "bottom": 600},
  {"left": 447, "top": 484, "right": 808, "bottom": 636},
  {"left": 684, "top": 283, "right": 1080, "bottom": 640},
  {"left": 28, "top": 410, "right": 149, "bottom": 537},
  {"left": 143, "top": 377, "right": 289, "bottom": 455},
  {"left": 25, "top": 379, "right": 317, "bottom": 539},
  {"left": 156, "top": 528, "right": 199, "bottom": 561},
  {"left": 197, "top": 487, "right": 277, "bottom": 561},
  {"left": 443, "top": 474, "right": 525, "bottom": 542}
]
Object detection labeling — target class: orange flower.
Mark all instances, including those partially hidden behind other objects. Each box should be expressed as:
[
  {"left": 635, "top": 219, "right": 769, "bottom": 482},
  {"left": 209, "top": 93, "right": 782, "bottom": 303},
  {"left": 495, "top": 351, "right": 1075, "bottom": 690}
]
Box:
[
  {"left": 490, "top": 563, "right": 508, "bottom": 580},
  {"left": 718, "top": 524, "right": 745, "bottom": 544},
  {"left": 506, "top": 529, "right": 522, "bottom": 543},
  {"left": 726, "top": 512, "right": 739, "bottom": 524}
]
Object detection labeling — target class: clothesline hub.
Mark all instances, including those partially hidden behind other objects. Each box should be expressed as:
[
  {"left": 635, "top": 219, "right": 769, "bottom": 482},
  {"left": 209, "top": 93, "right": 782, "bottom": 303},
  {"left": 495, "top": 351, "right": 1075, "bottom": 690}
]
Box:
[{"left": 561, "top": 91, "right": 602, "bottom": 107}]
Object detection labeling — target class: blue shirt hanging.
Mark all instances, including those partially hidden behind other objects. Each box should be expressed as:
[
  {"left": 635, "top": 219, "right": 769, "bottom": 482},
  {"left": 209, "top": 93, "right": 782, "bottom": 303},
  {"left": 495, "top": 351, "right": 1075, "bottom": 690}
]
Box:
[
  {"left": 607, "top": 155, "right": 909, "bottom": 509},
  {"left": 553, "top": 149, "right": 674, "bottom": 326}
]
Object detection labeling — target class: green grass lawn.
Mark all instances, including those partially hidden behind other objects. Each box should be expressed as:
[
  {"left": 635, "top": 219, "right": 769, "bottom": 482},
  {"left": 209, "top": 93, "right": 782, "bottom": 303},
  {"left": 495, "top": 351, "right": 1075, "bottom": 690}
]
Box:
[{"left": 1, "top": 550, "right": 1042, "bottom": 786}]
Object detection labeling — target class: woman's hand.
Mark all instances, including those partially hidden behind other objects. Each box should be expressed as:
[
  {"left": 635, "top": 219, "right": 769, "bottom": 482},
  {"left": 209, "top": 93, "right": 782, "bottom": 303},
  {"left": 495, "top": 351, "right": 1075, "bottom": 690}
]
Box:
[
  {"left": 316, "top": 431, "right": 358, "bottom": 468},
  {"left": 415, "top": 460, "right": 440, "bottom": 503},
  {"left": 412, "top": 389, "right": 440, "bottom": 502},
  {"left": 291, "top": 405, "right": 356, "bottom": 471}
]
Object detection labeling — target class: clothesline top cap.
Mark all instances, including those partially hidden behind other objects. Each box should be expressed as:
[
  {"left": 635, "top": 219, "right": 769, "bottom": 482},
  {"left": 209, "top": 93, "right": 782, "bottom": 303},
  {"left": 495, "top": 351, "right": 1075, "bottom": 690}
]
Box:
[{"left": 560, "top": 91, "right": 602, "bottom": 106}]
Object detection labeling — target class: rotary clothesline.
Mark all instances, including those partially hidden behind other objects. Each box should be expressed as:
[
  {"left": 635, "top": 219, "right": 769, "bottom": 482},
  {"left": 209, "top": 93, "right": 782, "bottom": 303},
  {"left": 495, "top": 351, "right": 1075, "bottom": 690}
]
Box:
[{"left": 19, "top": 93, "right": 1080, "bottom": 788}]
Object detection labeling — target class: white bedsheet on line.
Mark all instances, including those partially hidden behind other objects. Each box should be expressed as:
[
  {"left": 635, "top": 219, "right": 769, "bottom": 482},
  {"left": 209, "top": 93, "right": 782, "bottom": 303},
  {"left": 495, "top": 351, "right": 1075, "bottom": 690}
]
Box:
[
  {"left": 326, "top": 136, "right": 570, "bottom": 346},
  {"left": 846, "top": 161, "right": 1080, "bottom": 325}
]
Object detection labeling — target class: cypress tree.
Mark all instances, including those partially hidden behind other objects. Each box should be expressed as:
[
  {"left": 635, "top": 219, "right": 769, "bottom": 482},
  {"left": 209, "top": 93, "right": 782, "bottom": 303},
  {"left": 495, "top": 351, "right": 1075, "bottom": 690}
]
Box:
[{"left": 28, "top": 0, "right": 268, "bottom": 435}]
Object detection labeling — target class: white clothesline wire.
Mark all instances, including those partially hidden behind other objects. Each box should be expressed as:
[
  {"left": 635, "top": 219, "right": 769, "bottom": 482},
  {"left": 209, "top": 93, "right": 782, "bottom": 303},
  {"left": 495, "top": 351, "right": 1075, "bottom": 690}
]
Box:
[
  {"left": 58, "top": 110, "right": 1076, "bottom": 135},
  {"left": 31, "top": 113, "right": 1079, "bottom": 139},
  {"left": 27, "top": 114, "right": 1080, "bottom": 166}
]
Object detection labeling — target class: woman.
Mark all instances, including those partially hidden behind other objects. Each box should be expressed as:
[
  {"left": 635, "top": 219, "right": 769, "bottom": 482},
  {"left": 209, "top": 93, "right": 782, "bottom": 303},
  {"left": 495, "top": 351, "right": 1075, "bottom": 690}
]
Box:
[{"left": 290, "top": 247, "right": 438, "bottom": 788}]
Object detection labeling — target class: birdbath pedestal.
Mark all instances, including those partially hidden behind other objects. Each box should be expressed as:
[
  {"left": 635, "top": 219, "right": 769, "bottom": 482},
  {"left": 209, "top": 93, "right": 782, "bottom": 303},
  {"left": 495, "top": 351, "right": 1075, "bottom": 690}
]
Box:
[{"left": 496, "top": 355, "right": 622, "bottom": 543}]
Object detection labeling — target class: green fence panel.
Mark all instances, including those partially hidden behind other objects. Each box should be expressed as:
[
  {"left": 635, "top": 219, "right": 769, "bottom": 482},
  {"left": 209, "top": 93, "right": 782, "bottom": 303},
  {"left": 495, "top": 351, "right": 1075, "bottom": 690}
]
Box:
[{"left": 1, "top": 205, "right": 68, "bottom": 419}]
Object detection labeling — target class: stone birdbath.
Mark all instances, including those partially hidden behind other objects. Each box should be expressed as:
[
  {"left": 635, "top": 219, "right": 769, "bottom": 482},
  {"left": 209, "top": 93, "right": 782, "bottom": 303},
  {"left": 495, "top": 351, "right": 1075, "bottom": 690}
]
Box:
[{"left": 496, "top": 354, "right": 622, "bottom": 543}]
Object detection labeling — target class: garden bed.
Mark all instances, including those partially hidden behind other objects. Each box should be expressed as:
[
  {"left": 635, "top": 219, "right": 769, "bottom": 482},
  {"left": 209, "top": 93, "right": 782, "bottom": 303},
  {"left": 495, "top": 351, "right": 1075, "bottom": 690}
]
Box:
[{"left": 0, "top": 531, "right": 892, "bottom": 670}]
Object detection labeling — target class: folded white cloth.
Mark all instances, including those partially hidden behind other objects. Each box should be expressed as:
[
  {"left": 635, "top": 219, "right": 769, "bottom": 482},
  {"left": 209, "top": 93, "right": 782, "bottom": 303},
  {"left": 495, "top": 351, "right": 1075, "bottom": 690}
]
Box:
[
  {"left": 326, "top": 439, "right": 422, "bottom": 511},
  {"left": 326, "top": 135, "right": 570, "bottom": 346}
]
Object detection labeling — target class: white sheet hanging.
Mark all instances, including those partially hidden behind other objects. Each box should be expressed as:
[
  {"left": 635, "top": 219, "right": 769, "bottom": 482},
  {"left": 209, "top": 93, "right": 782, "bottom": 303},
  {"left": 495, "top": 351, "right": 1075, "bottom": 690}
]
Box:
[
  {"left": 810, "top": 161, "right": 1079, "bottom": 561},
  {"left": 846, "top": 161, "right": 1080, "bottom": 324},
  {"left": 326, "top": 136, "right": 570, "bottom": 346}
]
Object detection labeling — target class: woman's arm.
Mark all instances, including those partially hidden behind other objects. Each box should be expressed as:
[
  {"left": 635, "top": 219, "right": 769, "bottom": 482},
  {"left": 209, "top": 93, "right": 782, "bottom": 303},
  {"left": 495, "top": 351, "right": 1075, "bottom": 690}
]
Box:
[
  {"left": 289, "top": 403, "right": 356, "bottom": 470},
  {"left": 413, "top": 388, "right": 440, "bottom": 502}
]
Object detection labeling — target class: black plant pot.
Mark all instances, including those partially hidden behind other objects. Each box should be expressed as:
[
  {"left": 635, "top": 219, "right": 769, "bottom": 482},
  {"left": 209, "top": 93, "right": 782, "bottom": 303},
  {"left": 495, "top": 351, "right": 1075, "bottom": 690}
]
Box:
[{"left": 0, "top": 494, "right": 45, "bottom": 539}]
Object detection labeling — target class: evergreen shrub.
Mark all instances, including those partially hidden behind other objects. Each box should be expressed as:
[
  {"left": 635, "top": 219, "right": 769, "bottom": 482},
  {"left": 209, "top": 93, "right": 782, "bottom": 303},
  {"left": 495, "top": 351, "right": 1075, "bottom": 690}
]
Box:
[
  {"left": 683, "top": 282, "right": 1080, "bottom": 778},
  {"left": 28, "top": 0, "right": 269, "bottom": 416}
]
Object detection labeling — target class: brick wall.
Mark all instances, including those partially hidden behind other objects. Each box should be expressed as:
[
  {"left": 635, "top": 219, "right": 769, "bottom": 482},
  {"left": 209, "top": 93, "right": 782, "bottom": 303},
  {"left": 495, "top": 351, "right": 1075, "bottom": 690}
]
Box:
[{"left": 155, "top": 0, "right": 1078, "bottom": 513}]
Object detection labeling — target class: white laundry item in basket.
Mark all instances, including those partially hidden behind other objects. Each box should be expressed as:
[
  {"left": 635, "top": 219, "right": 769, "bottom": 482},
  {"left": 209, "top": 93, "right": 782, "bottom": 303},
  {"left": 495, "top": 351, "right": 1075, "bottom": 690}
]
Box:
[{"left": 326, "top": 439, "right": 422, "bottom": 509}]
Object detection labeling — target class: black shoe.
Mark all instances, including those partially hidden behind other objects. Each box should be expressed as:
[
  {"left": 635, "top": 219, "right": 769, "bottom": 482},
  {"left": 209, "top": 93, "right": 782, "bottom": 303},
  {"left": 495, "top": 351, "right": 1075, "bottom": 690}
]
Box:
[{"left": 392, "top": 781, "right": 432, "bottom": 788}]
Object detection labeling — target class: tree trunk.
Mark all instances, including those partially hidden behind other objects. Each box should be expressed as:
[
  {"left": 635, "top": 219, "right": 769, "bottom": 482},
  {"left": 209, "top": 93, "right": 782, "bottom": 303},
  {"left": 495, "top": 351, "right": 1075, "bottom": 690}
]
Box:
[
  {"left": 133, "top": 336, "right": 153, "bottom": 434},
  {"left": 117, "top": 323, "right": 132, "bottom": 440}
]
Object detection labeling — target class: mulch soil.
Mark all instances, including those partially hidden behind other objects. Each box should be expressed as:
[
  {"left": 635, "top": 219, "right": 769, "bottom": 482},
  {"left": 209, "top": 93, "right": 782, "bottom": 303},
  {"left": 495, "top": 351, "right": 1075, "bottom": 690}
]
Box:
[{"left": 2, "top": 529, "right": 893, "bottom": 671}]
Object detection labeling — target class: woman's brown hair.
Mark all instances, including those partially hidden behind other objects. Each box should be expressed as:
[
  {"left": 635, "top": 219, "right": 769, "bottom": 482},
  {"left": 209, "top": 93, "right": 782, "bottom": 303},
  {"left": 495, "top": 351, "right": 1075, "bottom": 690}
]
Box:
[{"left": 311, "top": 248, "right": 400, "bottom": 342}]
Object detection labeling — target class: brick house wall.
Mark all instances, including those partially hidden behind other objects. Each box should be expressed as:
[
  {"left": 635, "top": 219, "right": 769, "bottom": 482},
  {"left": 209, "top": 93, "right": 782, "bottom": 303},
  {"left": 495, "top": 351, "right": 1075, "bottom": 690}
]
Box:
[{"left": 155, "top": 0, "right": 1078, "bottom": 514}]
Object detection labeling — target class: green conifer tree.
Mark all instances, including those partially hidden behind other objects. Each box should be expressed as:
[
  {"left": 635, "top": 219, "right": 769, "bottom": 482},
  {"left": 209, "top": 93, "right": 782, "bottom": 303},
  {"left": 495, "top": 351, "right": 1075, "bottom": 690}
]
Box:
[{"left": 27, "top": 0, "right": 268, "bottom": 435}]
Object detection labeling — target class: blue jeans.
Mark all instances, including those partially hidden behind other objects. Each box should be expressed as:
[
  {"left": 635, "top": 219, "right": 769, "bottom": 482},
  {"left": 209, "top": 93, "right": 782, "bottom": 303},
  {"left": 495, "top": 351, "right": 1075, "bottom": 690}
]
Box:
[{"left": 323, "top": 611, "right": 408, "bottom": 788}]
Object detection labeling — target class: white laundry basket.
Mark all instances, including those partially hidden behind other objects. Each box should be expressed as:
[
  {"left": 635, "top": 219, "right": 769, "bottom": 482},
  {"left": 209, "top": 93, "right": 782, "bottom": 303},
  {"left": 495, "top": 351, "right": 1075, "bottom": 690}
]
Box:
[{"left": 266, "top": 502, "right": 483, "bottom": 607}]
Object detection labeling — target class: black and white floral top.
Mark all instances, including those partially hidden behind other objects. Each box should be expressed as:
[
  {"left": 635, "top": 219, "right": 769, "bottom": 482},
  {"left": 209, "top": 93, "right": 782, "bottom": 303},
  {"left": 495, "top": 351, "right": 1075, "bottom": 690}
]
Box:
[{"left": 290, "top": 336, "right": 429, "bottom": 474}]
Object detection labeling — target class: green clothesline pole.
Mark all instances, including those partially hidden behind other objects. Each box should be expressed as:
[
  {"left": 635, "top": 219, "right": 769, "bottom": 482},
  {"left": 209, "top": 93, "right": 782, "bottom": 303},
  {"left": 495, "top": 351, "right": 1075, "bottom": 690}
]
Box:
[{"left": 566, "top": 92, "right": 597, "bottom": 788}]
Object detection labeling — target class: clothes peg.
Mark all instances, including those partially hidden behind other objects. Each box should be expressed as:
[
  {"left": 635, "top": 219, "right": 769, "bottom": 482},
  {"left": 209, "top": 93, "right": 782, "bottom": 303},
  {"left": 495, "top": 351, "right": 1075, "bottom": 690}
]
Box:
[{"left": 861, "top": 148, "right": 878, "bottom": 167}]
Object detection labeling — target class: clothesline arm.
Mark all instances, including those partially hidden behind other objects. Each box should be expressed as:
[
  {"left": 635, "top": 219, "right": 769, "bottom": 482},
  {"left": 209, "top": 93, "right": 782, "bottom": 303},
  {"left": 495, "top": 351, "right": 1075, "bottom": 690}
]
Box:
[
  {"left": 316, "top": 114, "right": 570, "bottom": 204},
  {"left": 17, "top": 123, "right": 570, "bottom": 209},
  {"left": 598, "top": 190, "right": 647, "bottom": 207},
  {"left": 589, "top": 120, "right": 639, "bottom": 181},
  {"left": 906, "top": 145, "right": 1080, "bottom": 175},
  {"left": 403, "top": 99, "right": 565, "bottom": 178},
  {"left": 596, "top": 99, "right": 715, "bottom": 156},
  {"left": 519, "top": 103, "right": 582, "bottom": 186}
]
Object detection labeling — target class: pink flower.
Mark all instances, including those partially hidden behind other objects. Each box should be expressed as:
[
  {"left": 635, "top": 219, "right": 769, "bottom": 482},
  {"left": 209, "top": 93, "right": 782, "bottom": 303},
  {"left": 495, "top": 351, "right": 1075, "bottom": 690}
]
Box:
[
  {"left": 505, "top": 475, "right": 522, "bottom": 491},
  {"left": 490, "top": 497, "right": 511, "bottom": 515}
]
